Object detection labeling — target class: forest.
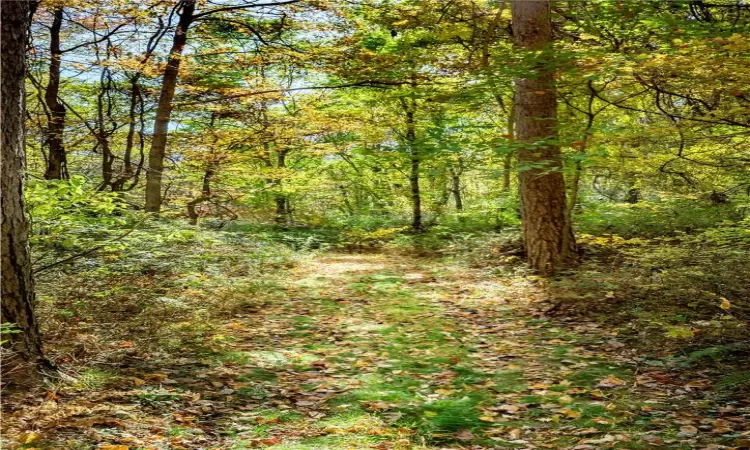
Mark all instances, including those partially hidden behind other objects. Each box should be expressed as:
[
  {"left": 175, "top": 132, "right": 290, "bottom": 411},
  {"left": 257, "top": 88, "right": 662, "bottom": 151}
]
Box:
[{"left": 1, "top": 0, "right": 749, "bottom": 448}]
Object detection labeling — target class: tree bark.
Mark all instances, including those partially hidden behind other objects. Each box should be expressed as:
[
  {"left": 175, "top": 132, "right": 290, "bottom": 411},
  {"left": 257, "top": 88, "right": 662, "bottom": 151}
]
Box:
[
  {"left": 449, "top": 166, "right": 463, "bottom": 211},
  {"left": 187, "top": 166, "right": 215, "bottom": 225},
  {"left": 95, "top": 43, "right": 117, "bottom": 191},
  {"left": 112, "top": 75, "right": 144, "bottom": 191},
  {"left": 562, "top": 82, "right": 597, "bottom": 254},
  {"left": 401, "top": 94, "right": 422, "bottom": 232},
  {"left": 1, "top": 0, "right": 51, "bottom": 368},
  {"left": 274, "top": 149, "right": 291, "bottom": 225},
  {"left": 145, "top": 0, "right": 196, "bottom": 213},
  {"left": 43, "top": 6, "right": 68, "bottom": 180},
  {"left": 512, "top": 0, "right": 575, "bottom": 275},
  {"left": 503, "top": 102, "right": 515, "bottom": 192}
]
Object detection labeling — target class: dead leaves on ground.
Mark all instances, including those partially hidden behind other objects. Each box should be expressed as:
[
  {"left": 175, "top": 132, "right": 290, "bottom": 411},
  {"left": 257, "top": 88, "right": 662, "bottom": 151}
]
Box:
[{"left": 3, "top": 254, "right": 750, "bottom": 449}]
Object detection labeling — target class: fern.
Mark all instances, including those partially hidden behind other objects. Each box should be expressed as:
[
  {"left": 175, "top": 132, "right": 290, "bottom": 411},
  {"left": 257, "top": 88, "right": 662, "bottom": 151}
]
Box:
[
  {"left": 688, "top": 342, "right": 750, "bottom": 362},
  {"left": 717, "top": 371, "right": 750, "bottom": 391}
]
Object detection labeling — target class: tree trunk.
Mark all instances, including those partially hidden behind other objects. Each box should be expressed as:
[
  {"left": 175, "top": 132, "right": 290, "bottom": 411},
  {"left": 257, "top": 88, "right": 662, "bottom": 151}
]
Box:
[
  {"left": 274, "top": 149, "right": 291, "bottom": 225},
  {"left": 502, "top": 102, "right": 515, "bottom": 192},
  {"left": 145, "top": 0, "right": 196, "bottom": 213},
  {"left": 401, "top": 94, "right": 422, "bottom": 232},
  {"left": 1, "top": 0, "right": 50, "bottom": 368},
  {"left": 563, "top": 80, "right": 598, "bottom": 253},
  {"left": 95, "top": 48, "right": 117, "bottom": 191},
  {"left": 43, "top": 6, "right": 68, "bottom": 180},
  {"left": 449, "top": 167, "right": 463, "bottom": 211},
  {"left": 112, "top": 75, "right": 143, "bottom": 191},
  {"left": 187, "top": 166, "right": 214, "bottom": 225},
  {"left": 512, "top": 0, "right": 575, "bottom": 275}
]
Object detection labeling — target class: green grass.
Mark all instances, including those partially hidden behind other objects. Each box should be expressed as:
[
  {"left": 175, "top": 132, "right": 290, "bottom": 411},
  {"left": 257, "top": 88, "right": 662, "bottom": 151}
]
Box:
[{"left": 71, "top": 369, "right": 115, "bottom": 391}]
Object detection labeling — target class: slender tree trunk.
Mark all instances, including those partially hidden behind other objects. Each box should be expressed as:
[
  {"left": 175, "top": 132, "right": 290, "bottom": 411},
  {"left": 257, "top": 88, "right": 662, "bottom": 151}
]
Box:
[
  {"left": 145, "top": 0, "right": 196, "bottom": 213},
  {"left": 563, "top": 80, "right": 598, "bottom": 253},
  {"left": 449, "top": 167, "right": 463, "bottom": 211},
  {"left": 401, "top": 93, "right": 422, "bottom": 232},
  {"left": 274, "top": 149, "right": 291, "bottom": 225},
  {"left": 96, "top": 50, "right": 117, "bottom": 191},
  {"left": 1, "top": 0, "right": 51, "bottom": 369},
  {"left": 187, "top": 166, "right": 214, "bottom": 225},
  {"left": 503, "top": 102, "right": 515, "bottom": 192},
  {"left": 112, "top": 76, "right": 142, "bottom": 191},
  {"left": 512, "top": 0, "right": 575, "bottom": 275},
  {"left": 187, "top": 113, "right": 220, "bottom": 224},
  {"left": 43, "top": 6, "right": 68, "bottom": 180}
]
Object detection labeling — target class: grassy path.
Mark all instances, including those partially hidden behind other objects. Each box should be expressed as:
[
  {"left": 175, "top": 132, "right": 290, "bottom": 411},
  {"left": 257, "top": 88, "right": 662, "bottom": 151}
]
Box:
[
  {"left": 202, "top": 253, "right": 745, "bottom": 449},
  {"left": 6, "top": 252, "right": 747, "bottom": 449}
]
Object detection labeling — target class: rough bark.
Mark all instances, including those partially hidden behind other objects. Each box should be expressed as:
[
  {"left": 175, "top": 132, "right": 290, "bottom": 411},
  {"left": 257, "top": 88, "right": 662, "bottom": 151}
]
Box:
[
  {"left": 145, "top": 0, "right": 196, "bottom": 213},
  {"left": 512, "top": 0, "right": 575, "bottom": 275},
  {"left": 1, "top": 0, "right": 50, "bottom": 368},
  {"left": 43, "top": 6, "right": 68, "bottom": 180}
]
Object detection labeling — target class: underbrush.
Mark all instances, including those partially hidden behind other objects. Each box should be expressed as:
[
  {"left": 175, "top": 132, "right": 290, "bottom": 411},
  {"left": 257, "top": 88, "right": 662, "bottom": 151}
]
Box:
[
  {"left": 2, "top": 179, "right": 301, "bottom": 389},
  {"left": 34, "top": 222, "right": 298, "bottom": 372},
  {"left": 549, "top": 217, "right": 750, "bottom": 392}
]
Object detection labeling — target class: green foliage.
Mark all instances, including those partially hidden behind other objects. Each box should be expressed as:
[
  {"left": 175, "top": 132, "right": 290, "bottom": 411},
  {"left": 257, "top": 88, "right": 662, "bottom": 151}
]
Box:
[
  {"left": 0, "top": 323, "right": 21, "bottom": 345},
  {"left": 26, "top": 176, "right": 143, "bottom": 269},
  {"left": 576, "top": 197, "right": 741, "bottom": 238},
  {"left": 717, "top": 371, "right": 750, "bottom": 391},
  {"left": 420, "top": 397, "right": 487, "bottom": 435}
]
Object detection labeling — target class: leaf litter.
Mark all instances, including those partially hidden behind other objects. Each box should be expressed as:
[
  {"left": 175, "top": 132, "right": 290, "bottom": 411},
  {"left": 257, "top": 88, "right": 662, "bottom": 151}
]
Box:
[{"left": 2, "top": 253, "right": 749, "bottom": 449}]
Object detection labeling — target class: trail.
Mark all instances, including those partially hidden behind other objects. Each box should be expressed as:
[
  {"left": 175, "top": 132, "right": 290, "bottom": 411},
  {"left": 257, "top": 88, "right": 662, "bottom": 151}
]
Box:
[
  {"left": 6, "top": 253, "right": 748, "bottom": 449},
  {"left": 200, "top": 253, "right": 747, "bottom": 449}
]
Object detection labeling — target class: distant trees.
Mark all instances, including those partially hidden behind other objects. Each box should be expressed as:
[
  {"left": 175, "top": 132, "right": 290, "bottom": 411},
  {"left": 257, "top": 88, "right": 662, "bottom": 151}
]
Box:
[{"left": 144, "top": 0, "right": 303, "bottom": 213}]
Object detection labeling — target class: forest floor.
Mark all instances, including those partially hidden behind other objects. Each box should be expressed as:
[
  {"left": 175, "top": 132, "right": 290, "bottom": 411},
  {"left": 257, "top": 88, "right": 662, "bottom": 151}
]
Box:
[{"left": 4, "top": 252, "right": 750, "bottom": 449}]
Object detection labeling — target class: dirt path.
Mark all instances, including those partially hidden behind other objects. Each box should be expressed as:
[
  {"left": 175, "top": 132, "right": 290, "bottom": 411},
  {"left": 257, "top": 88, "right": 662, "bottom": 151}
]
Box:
[{"left": 5, "top": 253, "right": 748, "bottom": 449}]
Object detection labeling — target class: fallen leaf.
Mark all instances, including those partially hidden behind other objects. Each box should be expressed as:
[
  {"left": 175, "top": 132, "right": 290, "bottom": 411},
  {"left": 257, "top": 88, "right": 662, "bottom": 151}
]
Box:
[
  {"left": 558, "top": 408, "right": 582, "bottom": 419},
  {"left": 641, "top": 435, "right": 664, "bottom": 446},
  {"left": 20, "top": 433, "right": 41, "bottom": 444},
  {"left": 677, "top": 425, "right": 698, "bottom": 437},
  {"left": 684, "top": 379, "right": 712, "bottom": 390},
  {"left": 597, "top": 375, "right": 627, "bottom": 388},
  {"left": 455, "top": 429, "right": 475, "bottom": 441}
]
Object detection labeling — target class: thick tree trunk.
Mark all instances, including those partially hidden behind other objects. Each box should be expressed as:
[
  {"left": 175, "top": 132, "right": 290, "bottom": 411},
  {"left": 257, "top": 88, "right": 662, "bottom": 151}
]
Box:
[
  {"left": 145, "top": 0, "right": 196, "bottom": 213},
  {"left": 1, "top": 0, "right": 50, "bottom": 368},
  {"left": 43, "top": 6, "right": 68, "bottom": 180},
  {"left": 512, "top": 0, "right": 575, "bottom": 275}
]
